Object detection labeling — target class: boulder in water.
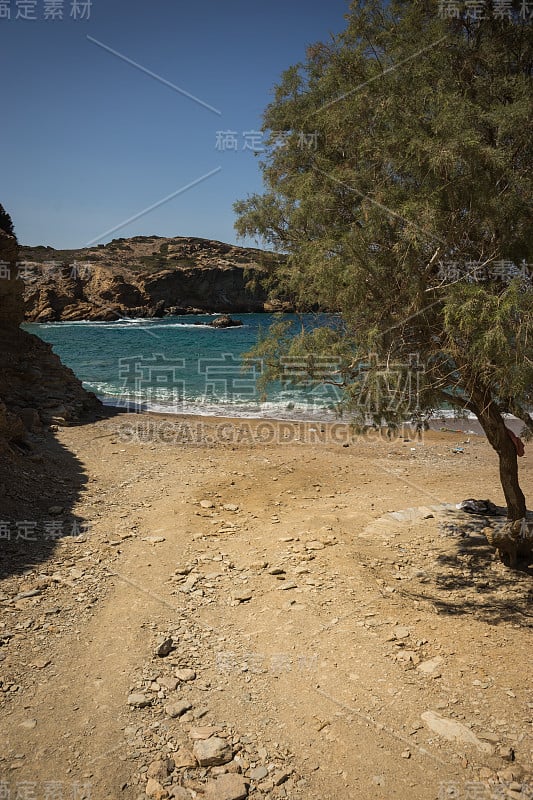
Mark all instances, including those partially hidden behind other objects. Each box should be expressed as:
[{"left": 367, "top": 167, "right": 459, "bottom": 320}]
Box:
[{"left": 207, "top": 315, "right": 243, "bottom": 329}]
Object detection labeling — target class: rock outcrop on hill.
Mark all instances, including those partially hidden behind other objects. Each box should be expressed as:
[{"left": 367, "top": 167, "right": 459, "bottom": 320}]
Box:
[
  {"left": 19, "top": 236, "right": 286, "bottom": 322},
  {"left": 0, "top": 209, "right": 100, "bottom": 449}
]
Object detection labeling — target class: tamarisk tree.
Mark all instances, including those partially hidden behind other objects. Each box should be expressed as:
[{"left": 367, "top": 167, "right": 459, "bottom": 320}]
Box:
[{"left": 235, "top": 0, "right": 533, "bottom": 520}]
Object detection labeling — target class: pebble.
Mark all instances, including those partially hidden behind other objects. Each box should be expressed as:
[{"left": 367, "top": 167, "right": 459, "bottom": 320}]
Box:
[
  {"left": 193, "top": 737, "right": 233, "bottom": 767},
  {"left": 232, "top": 590, "right": 252, "bottom": 603},
  {"left": 200, "top": 500, "right": 215, "bottom": 509},
  {"left": 189, "top": 726, "right": 221, "bottom": 740},
  {"left": 164, "top": 700, "right": 192, "bottom": 718},
  {"left": 172, "top": 749, "right": 196, "bottom": 768},
  {"left": 417, "top": 657, "right": 443, "bottom": 676},
  {"left": 249, "top": 766, "right": 268, "bottom": 780},
  {"left": 179, "top": 575, "right": 199, "bottom": 593},
  {"left": 223, "top": 504, "right": 239, "bottom": 512},
  {"left": 168, "top": 789, "right": 190, "bottom": 800},
  {"left": 155, "top": 638, "right": 174, "bottom": 657},
  {"left": 205, "top": 773, "right": 248, "bottom": 800},
  {"left": 147, "top": 758, "right": 174, "bottom": 782},
  {"left": 145, "top": 778, "right": 168, "bottom": 799},
  {"left": 278, "top": 582, "right": 297, "bottom": 591},
  {"left": 175, "top": 668, "right": 196, "bottom": 682},
  {"left": 305, "top": 541, "right": 325, "bottom": 551},
  {"left": 128, "top": 693, "right": 151, "bottom": 708},
  {"left": 31, "top": 658, "right": 51, "bottom": 670},
  {"left": 273, "top": 769, "right": 291, "bottom": 786},
  {"left": 158, "top": 676, "right": 179, "bottom": 691},
  {"left": 497, "top": 745, "right": 515, "bottom": 762},
  {"left": 143, "top": 536, "right": 166, "bottom": 544},
  {"left": 421, "top": 711, "right": 492, "bottom": 752},
  {"left": 392, "top": 626, "right": 410, "bottom": 639}
]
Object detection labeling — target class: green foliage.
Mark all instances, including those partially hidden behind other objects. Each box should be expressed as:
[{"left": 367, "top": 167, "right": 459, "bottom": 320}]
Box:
[{"left": 235, "top": 0, "right": 533, "bottom": 434}]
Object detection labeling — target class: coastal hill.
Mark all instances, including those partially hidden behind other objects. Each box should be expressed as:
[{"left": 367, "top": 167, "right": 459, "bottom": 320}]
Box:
[{"left": 20, "top": 235, "right": 286, "bottom": 322}]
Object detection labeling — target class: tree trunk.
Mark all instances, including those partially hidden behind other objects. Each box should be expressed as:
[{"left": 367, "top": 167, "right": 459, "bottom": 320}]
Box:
[{"left": 469, "top": 388, "right": 526, "bottom": 521}]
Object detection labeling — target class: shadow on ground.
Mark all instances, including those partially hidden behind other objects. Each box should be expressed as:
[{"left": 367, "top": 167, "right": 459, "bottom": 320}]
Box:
[
  {"left": 403, "top": 515, "right": 533, "bottom": 627},
  {"left": 0, "top": 407, "right": 127, "bottom": 580}
]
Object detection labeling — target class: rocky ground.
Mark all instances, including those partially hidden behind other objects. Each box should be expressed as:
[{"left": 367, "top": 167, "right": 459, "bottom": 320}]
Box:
[{"left": 1, "top": 414, "right": 532, "bottom": 800}]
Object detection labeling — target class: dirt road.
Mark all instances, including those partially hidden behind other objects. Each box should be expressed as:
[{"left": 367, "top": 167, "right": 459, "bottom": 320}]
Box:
[{"left": 1, "top": 414, "right": 531, "bottom": 800}]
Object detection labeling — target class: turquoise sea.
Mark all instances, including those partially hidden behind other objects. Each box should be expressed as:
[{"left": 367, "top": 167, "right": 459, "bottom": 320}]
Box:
[{"left": 24, "top": 313, "right": 342, "bottom": 421}]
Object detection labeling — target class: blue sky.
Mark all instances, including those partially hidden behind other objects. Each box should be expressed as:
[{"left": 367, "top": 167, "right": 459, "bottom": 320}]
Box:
[{"left": 1, "top": 0, "right": 351, "bottom": 249}]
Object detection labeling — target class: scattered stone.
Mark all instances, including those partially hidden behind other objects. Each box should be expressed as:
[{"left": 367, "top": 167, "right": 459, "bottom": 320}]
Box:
[
  {"left": 19, "top": 719, "right": 37, "bottom": 730},
  {"left": 223, "top": 504, "right": 239, "bottom": 512},
  {"left": 193, "top": 737, "right": 233, "bottom": 767},
  {"left": 497, "top": 745, "right": 515, "bottom": 762},
  {"left": 175, "top": 668, "right": 196, "bottom": 682},
  {"left": 179, "top": 575, "right": 199, "bottom": 593},
  {"left": 200, "top": 500, "right": 215, "bottom": 509},
  {"left": 168, "top": 789, "right": 191, "bottom": 800},
  {"left": 145, "top": 778, "right": 168, "bottom": 799},
  {"left": 147, "top": 758, "right": 174, "bottom": 782},
  {"left": 249, "top": 766, "right": 268, "bottom": 781},
  {"left": 48, "top": 506, "right": 64, "bottom": 515},
  {"left": 305, "top": 541, "right": 325, "bottom": 551},
  {"left": 421, "top": 711, "right": 492, "bottom": 752},
  {"left": 173, "top": 749, "right": 196, "bottom": 769},
  {"left": 189, "top": 726, "right": 221, "bottom": 740},
  {"left": 477, "top": 732, "right": 501, "bottom": 744},
  {"left": 155, "top": 638, "right": 174, "bottom": 658},
  {"left": 205, "top": 774, "right": 248, "bottom": 800},
  {"left": 128, "top": 693, "right": 151, "bottom": 708},
  {"left": 392, "top": 626, "right": 410, "bottom": 639},
  {"left": 211, "top": 762, "right": 241, "bottom": 776},
  {"left": 278, "top": 582, "right": 297, "bottom": 591},
  {"left": 417, "top": 657, "right": 443, "bottom": 676},
  {"left": 268, "top": 568, "right": 285, "bottom": 575},
  {"left": 158, "top": 676, "right": 179, "bottom": 691},
  {"left": 143, "top": 536, "right": 166, "bottom": 544},
  {"left": 273, "top": 770, "right": 291, "bottom": 786},
  {"left": 165, "top": 700, "right": 192, "bottom": 718},
  {"left": 232, "top": 590, "right": 252, "bottom": 603},
  {"left": 31, "top": 658, "right": 51, "bottom": 669}
]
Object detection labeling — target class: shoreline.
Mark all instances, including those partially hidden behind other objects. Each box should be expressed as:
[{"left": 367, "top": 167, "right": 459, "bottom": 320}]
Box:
[{"left": 99, "top": 400, "right": 527, "bottom": 439}]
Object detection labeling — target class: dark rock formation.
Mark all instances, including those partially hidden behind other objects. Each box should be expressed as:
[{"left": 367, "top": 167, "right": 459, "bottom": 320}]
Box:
[
  {"left": 0, "top": 210, "right": 100, "bottom": 450},
  {"left": 20, "top": 236, "right": 285, "bottom": 322},
  {"left": 208, "top": 315, "right": 243, "bottom": 328}
]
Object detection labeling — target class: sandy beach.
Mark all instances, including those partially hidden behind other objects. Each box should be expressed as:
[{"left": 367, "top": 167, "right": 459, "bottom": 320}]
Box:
[{"left": 1, "top": 412, "right": 532, "bottom": 800}]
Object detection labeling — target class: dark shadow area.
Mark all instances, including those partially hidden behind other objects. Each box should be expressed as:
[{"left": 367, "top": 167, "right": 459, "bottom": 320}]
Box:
[
  {"left": 0, "top": 428, "right": 89, "bottom": 580},
  {"left": 0, "top": 404, "right": 136, "bottom": 581},
  {"left": 401, "top": 515, "right": 533, "bottom": 627}
]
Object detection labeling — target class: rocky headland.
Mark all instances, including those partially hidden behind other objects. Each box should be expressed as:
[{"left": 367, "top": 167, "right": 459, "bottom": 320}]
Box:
[
  {"left": 19, "top": 236, "right": 287, "bottom": 323},
  {"left": 0, "top": 211, "right": 100, "bottom": 450}
]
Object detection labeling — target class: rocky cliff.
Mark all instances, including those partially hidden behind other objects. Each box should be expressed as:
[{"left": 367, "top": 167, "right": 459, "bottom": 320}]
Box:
[
  {"left": 20, "top": 236, "right": 286, "bottom": 322},
  {"left": 0, "top": 211, "right": 100, "bottom": 449}
]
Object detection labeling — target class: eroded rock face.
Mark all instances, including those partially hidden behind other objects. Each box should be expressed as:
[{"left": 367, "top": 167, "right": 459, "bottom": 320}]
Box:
[
  {"left": 0, "top": 213, "right": 100, "bottom": 448},
  {"left": 0, "top": 227, "right": 24, "bottom": 326},
  {"left": 20, "top": 236, "right": 285, "bottom": 321}
]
